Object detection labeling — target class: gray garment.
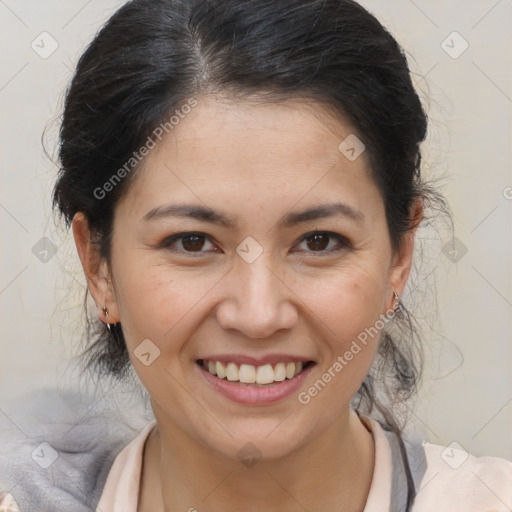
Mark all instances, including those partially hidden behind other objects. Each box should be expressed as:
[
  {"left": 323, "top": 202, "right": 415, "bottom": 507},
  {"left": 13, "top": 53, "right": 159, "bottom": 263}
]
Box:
[
  {"left": 1, "top": 387, "right": 149, "bottom": 512},
  {"left": 383, "top": 425, "right": 428, "bottom": 512},
  {"left": 1, "top": 388, "right": 426, "bottom": 511}
]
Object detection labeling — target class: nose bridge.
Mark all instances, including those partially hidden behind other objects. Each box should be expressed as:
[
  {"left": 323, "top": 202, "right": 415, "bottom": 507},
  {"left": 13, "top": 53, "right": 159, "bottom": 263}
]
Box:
[
  {"left": 239, "top": 252, "right": 280, "bottom": 309},
  {"left": 217, "top": 247, "right": 297, "bottom": 338}
]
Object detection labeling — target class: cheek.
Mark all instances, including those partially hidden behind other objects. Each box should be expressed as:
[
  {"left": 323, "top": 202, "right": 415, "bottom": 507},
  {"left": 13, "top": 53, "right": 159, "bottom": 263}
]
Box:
[
  {"left": 304, "top": 262, "right": 388, "bottom": 338},
  {"left": 296, "top": 269, "right": 387, "bottom": 412},
  {"left": 301, "top": 262, "right": 388, "bottom": 399},
  {"left": 112, "top": 254, "right": 218, "bottom": 353}
]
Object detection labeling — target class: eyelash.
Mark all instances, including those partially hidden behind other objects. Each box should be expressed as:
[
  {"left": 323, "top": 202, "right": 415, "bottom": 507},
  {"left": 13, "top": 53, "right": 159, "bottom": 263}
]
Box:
[{"left": 157, "top": 231, "right": 351, "bottom": 256}]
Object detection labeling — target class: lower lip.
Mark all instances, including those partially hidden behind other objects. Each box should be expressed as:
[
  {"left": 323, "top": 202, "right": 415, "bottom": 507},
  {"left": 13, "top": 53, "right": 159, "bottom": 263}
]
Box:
[{"left": 197, "top": 362, "right": 315, "bottom": 405}]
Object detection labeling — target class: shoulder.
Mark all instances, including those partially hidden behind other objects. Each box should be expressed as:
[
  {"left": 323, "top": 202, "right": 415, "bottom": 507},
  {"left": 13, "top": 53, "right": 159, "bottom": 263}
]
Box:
[
  {"left": 368, "top": 417, "right": 512, "bottom": 512},
  {"left": 412, "top": 440, "right": 512, "bottom": 512},
  {"left": 96, "top": 420, "right": 157, "bottom": 511},
  {"left": 0, "top": 387, "right": 152, "bottom": 512}
]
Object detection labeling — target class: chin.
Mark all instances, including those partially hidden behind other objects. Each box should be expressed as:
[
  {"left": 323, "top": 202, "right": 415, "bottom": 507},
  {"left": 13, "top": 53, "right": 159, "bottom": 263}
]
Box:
[{"left": 198, "top": 417, "right": 314, "bottom": 464}]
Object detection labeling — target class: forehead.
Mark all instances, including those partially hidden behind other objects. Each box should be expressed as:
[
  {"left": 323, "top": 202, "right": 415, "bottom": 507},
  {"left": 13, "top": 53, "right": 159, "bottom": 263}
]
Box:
[
  {"left": 167, "top": 96, "right": 366, "bottom": 171},
  {"left": 115, "top": 96, "right": 382, "bottom": 223}
]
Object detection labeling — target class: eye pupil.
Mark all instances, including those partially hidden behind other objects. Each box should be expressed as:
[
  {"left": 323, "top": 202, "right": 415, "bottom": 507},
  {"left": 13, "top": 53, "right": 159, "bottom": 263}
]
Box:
[
  {"left": 182, "top": 234, "right": 204, "bottom": 251},
  {"left": 307, "top": 233, "right": 329, "bottom": 251}
]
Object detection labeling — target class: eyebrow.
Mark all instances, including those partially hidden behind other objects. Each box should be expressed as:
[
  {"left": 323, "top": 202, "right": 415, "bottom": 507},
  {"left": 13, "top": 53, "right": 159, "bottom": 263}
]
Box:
[{"left": 142, "top": 202, "right": 364, "bottom": 228}]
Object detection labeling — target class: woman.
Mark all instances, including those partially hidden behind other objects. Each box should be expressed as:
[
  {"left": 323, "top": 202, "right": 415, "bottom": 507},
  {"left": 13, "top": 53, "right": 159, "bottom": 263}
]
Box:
[{"left": 2, "top": 0, "right": 511, "bottom": 511}]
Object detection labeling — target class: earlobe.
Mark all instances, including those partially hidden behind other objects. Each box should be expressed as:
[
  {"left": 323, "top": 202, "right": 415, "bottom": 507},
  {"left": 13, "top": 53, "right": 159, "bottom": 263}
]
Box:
[{"left": 72, "top": 212, "right": 119, "bottom": 322}]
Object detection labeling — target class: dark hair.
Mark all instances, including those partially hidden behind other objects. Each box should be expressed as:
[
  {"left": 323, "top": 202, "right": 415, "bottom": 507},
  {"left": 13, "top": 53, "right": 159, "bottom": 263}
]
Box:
[{"left": 52, "top": 0, "right": 449, "bottom": 509}]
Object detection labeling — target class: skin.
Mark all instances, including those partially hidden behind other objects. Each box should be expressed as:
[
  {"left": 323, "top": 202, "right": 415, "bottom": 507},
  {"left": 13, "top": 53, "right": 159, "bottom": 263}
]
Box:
[{"left": 73, "top": 96, "right": 422, "bottom": 511}]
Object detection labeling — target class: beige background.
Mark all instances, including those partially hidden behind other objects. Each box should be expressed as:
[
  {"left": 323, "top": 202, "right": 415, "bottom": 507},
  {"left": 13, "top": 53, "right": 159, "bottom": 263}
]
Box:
[{"left": 1, "top": 0, "right": 511, "bottom": 459}]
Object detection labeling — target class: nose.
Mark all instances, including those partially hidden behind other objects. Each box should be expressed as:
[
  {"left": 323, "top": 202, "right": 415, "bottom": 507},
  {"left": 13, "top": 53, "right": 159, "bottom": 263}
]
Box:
[{"left": 215, "top": 255, "right": 299, "bottom": 339}]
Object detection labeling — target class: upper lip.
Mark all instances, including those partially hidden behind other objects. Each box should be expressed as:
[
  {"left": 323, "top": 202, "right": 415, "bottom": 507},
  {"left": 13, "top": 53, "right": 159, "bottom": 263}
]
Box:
[{"left": 197, "top": 354, "right": 315, "bottom": 366}]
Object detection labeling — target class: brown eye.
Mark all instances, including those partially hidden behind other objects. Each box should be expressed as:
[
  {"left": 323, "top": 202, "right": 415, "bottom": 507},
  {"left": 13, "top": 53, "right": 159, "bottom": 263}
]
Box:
[
  {"left": 181, "top": 234, "right": 206, "bottom": 252},
  {"left": 159, "top": 232, "right": 217, "bottom": 254},
  {"left": 297, "top": 231, "right": 350, "bottom": 254},
  {"left": 305, "top": 233, "right": 330, "bottom": 251}
]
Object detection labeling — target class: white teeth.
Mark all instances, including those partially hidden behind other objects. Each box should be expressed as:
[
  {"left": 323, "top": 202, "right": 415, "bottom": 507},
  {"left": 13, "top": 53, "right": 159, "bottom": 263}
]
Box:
[
  {"left": 202, "top": 360, "right": 308, "bottom": 384},
  {"left": 256, "top": 364, "right": 275, "bottom": 384},
  {"left": 239, "top": 364, "right": 256, "bottom": 383},
  {"left": 216, "top": 361, "right": 226, "bottom": 379},
  {"left": 273, "top": 362, "right": 286, "bottom": 381},
  {"left": 226, "top": 362, "right": 239, "bottom": 381}
]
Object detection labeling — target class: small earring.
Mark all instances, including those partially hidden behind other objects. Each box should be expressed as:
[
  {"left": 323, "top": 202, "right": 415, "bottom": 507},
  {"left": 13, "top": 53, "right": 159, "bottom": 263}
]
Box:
[
  {"left": 393, "top": 291, "right": 400, "bottom": 310},
  {"left": 102, "top": 306, "right": 111, "bottom": 331}
]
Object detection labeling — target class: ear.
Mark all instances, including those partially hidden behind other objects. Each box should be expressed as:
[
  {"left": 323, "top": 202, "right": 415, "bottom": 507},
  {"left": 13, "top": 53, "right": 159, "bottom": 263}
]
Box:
[
  {"left": 72, "top": 212, "right": 120, "bottom": 323},
  {"left": 386, "top": 197, "right": 423, "bottom": 308}
]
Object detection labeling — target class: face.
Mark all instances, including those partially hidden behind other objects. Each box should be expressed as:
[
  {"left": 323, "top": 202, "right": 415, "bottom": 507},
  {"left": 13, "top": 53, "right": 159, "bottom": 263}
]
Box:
[{"left": 75, "top": 96, "right": 416, "bottom": 461}]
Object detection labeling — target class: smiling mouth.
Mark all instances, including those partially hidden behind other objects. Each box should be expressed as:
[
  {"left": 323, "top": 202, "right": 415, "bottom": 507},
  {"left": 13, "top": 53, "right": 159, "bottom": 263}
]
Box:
[{"left": 196, "top": 359, "right": 315, "bottom": 387}]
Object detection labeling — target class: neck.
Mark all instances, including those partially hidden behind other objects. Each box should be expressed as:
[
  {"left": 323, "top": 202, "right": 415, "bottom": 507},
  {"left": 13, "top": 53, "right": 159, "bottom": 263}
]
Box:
[{"left": 139, "top": 407, "right": 374, "bottom": 512}]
